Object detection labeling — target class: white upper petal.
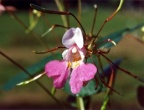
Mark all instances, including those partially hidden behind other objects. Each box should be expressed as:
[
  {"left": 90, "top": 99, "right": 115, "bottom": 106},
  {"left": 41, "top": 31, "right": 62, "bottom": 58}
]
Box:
[
  {"left": 62, "top": 27, "right": 83, "bottom": 49},
  {"left": 73, "top": 28, "right": 83, "bottom": 48}
]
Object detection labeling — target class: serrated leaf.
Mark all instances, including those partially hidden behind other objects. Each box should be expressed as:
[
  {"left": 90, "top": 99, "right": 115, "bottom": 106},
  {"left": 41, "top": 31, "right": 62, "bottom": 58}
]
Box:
[
  {"left": 97, "top": 23, "right": 144, "bottom": 48},
  {"left": 64, "top": 59, "right": 122, "bottom": 97},
  {"left": 0, "top": 53, "right": 61, "bottom": 91}
]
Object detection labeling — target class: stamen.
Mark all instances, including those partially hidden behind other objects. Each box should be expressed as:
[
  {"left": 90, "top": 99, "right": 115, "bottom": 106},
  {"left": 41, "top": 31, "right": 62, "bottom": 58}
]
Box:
[
  {"left": 72, "top": 61, "right": 81, "bottom": 69},
  {"left": 68, "top": 62, "right": 71, "bottom": 68}
]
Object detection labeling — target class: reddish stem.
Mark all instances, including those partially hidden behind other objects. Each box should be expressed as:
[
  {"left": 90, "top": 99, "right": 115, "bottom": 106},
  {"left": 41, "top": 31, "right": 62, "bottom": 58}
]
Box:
[{"left": 100, "top": 53, "right": 144, "bottom": 83}]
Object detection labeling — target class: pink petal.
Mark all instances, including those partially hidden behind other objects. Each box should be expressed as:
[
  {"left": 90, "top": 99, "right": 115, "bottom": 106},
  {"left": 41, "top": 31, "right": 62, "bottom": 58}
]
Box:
[
  {"left": 70, "top": 63, "right": 97, "bottom": 94},
  {"left": 45, "top": 60, "right": 70, "bottom": 88},
  {"left": 0, "top": 4, "right": 5, "bottom": 12},
  {"left": 62, "top": 28, "right": 83, "bottom": 48},
  {"left": 5, "top": 6, "right": 16, "bottom": 11}
]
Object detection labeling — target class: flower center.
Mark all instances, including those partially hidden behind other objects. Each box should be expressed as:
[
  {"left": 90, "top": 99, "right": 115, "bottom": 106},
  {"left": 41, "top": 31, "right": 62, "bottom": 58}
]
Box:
[
  {"left": 70, "top": 47, "right": 82, "bottom": 68},
  {"left": 71, "top": 47, "right": 81, "bottom": 62}
]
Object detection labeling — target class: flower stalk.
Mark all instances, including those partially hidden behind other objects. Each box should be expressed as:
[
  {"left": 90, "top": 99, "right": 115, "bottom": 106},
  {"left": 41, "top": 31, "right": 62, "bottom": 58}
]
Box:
[
  {"left": 92, "top": 0, "right": 124, "bottom": 43},
  {"left": 101, "top": 61, "right": 115, "bottom": 110},
  {"left": 78, "top": 0, "right": 81, "bottom": 23},
  {"left": 77, "top": 96, "right": 85, "bottom": 110},
  {"left": 55, "top": 0, "right": 68, "bottom": 28}
]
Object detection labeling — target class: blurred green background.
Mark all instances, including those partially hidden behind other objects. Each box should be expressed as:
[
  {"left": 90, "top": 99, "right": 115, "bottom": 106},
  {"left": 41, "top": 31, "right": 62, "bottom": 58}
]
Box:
[{"left": 0, "top": 0, "right": 144, "bottom": 109}]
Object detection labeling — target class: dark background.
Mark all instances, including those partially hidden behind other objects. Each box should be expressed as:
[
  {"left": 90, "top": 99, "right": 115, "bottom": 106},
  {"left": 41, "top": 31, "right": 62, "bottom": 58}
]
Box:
[{"left": 1, "top": 0, "right": 144, "bottom": 10}]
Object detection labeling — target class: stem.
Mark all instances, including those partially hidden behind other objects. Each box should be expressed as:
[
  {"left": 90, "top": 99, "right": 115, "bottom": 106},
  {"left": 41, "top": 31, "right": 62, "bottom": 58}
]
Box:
[
  {"left": 91, "top": 56, "right": 120, "bottom": 95},
  {"left": 51, "top": 86, "right": 56, "bottom": 95},
  {"left": 42, "top": 24, "right": 69, "bottom": 37},
  {"left": 30, "top": 4, "right": 86, "bottom": 35},
  {"left": 26, "top": 14, "right": 40, "bottom": 33},
  {"left": 70, "top": 13, "right": 86, "bottom": 36},
  {"left": 27, "top": 9, "right": 42, "bottom": 34},
  {"left": 33, "top": 46, "right": 65, "bottom": 54},
  {"left": 101, "top": 61, "right": 115, "bottom": 110},
  {"left": 0, "top": 51, "right": 62, "bottom": 106},
  {"left": 77, "top": 96, "right": 85, "bottom": 110},
  {"left": 97, "top": 56, "right": 105, "bottom": 78},
  {"left": 63, "top": 0, "right": 70, "bottom": 27},
  {"left": 29, "top": 9, "right": 33, "bottom": 25},
  {"left": 78, "top": 0, "right": 81, "bottom": 22},
  {"left": 41, "top": 14, "right": 62, "bottom": 44},
  {"left": 101, "top": 96, "right": 109, "bottom": 110},
  {"left": 100, "top": 53, "right": 144, "bottom": 83},
  {"left": 107, "top": 0, "right": 124, "bottom": 21},
  {"left": 7, "top": 11, "right": 47, "bottom": 48},
  {"left": 97, "top": 71, "right": 121, "bottom": 95},
  {"left": 91, "top": 4, "right": 98, "bottom": 36},
  {"left": 92, "top": 0, "right": 124, "bottom": 43},
  {"left": 17, "top": 72, "right": 46, "bottom": 86},
  {"left": 55, "top": 0, "right": 68, "bottom": 29}
]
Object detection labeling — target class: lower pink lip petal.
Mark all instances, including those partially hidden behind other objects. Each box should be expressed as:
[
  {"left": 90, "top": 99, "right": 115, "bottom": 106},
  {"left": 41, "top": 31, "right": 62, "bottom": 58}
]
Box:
[
  {"left": 45, "top": 60, "right": 70, "bottom": 88},
  {"left": 70, "top": 63, "right": 97, "bottom": 94}
]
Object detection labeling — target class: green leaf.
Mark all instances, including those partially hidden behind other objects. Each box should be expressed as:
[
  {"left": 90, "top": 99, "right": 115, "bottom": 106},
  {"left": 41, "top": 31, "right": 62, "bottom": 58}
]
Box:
[
  {"left": 97, "top": 23, "right": 144, "bottom": 48},
  {"left": 78, "top": 78, "right": 105, "bottom": 97},
  {"left": 64, "top": 59, "right": 122, "bottom": 97},
  {"left": 0, "top": 53, "right": 61, "bottom": 91}
]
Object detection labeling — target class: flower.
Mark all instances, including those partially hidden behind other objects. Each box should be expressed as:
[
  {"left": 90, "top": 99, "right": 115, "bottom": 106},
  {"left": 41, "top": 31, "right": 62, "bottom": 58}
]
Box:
[
  {"left": 0, "top": 4, "right": 5, "bottom": 13},
  {"left": 45, "top": 27, "right": 97, "bottom": 94},
  {"left": 0, "top": 3, "right": 16, "bottom": 15}
]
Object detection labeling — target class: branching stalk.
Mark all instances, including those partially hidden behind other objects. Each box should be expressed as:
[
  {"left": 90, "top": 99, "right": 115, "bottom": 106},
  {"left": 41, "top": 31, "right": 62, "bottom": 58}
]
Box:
[
  {"left": 33, "top": 46, "right": 65, "bottom": 54},
  {"left": 55, "top": 0, "right": 68, "bottom": 28},
  {"left": 42, "top": 24, "right": 69, "bottom": 37},
  {"left": 101, "top": 61, "right": 115, "bottom": 110},
  {"left": 6, "top": 11, "right": 47, "bottom": 48},
  {"left": 30, "top": 4, "right": 86, "bottom": 35},
  {"left": 100, "top": 53, "right": 144, "bottom": 83},
  {"left": 92, "top": 0, "right": 124, "bottom": 43},
  {"left": 91, "top": 4, "right": 98, "bottom": 36}
]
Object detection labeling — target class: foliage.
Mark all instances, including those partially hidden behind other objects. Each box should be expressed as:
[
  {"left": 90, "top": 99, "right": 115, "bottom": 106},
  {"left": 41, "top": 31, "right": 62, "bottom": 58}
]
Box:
[{"left": 0, "top": 0, "right": 144, "bottom": 110}]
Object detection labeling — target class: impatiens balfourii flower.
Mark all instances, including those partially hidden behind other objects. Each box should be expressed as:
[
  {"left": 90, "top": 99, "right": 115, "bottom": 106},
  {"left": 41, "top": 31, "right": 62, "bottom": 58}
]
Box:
[
  {"left": 0, "top": 3, "right": 16, "bottom": 15},
  {"left": 45, "top": 27, "right": 97, "bottom": 94}
]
